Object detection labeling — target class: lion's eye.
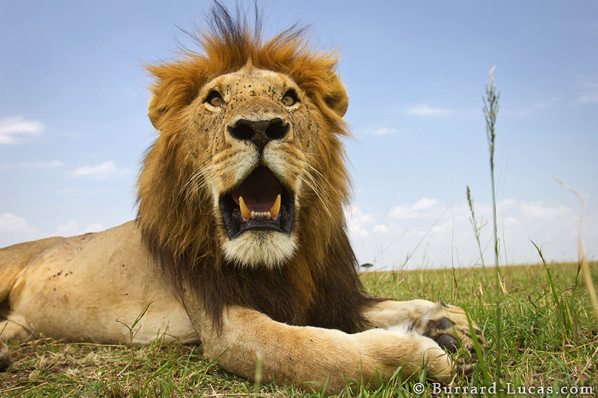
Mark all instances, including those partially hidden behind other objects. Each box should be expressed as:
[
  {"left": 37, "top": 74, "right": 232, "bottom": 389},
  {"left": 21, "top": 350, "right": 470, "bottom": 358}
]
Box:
[
  {"left": 282, "top": 89, "right": 299, "bottom": 107},
  {"left": 205, "top": 90, "right": 224, "bottom": 107}
]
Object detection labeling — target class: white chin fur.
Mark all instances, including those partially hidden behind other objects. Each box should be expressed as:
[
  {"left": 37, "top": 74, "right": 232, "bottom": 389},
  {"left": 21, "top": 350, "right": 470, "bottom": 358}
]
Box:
[{"left": 222, "top": 231, "right": 297, "bottom": 268}]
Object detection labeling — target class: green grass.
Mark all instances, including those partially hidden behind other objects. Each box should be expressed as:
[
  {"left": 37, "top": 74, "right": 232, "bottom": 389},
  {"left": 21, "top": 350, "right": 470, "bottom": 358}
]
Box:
[{"left": 1, "top": 262, "right": 596, "bottom": 397}]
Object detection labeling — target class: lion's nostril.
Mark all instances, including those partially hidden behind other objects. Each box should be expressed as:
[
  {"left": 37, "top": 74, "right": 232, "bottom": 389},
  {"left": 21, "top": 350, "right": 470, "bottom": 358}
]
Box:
[
  {"left": 228, "top": 122, "right": 255, "bottom": 141},
  {"left": 228, "top": 118, "right": 289, "bottom": 152},
  {"left": 265, "top": 118, "right": 289, "bottom": 140}
]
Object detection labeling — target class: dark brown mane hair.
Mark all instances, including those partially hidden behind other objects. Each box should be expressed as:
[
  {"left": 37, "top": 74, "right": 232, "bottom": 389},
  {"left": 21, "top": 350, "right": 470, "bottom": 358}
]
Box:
[{"left": 137, "top": 2, "right": 377, "bottom": 333}]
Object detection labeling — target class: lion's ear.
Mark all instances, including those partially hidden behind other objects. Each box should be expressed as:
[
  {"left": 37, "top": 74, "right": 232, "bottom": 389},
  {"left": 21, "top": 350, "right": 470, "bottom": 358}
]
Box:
[
  {"left": 324, "top": 74, "right": 349, "bottom": 118},
  {"left": 147, "top": 95, "right": 166, "bottom": 130},
  {"left": 146, "top": 62, "right": 202, "bottom": 131}
]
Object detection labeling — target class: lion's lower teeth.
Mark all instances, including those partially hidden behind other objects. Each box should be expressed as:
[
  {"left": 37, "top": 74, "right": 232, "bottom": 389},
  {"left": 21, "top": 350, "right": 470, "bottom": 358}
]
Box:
[{"left": 250, "top": 211, "right": 271, "bottom": 220}]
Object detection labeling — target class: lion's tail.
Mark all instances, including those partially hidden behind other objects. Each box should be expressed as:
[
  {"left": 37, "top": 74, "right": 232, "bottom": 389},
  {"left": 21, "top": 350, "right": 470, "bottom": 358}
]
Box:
[{"left": 0, "top": 237, "right": 61, "bottom": 304}]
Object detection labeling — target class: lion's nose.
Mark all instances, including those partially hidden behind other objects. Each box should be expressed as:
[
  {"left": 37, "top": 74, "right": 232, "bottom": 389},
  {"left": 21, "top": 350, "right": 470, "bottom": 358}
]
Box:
[{"left": 227, "top": 118, "right": 289, "bottom": 152}]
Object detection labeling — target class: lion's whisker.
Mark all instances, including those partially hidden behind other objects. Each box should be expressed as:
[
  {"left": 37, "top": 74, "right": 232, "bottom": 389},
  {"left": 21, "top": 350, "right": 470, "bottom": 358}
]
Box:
[{"left": 301, "top": 167, "right": 334, "bottom": 219}]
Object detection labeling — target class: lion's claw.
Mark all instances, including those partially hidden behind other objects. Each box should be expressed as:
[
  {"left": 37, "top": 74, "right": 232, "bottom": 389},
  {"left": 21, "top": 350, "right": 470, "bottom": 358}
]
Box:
[{"left": 435, "top": 333, "right": 459, "bottom": 353}]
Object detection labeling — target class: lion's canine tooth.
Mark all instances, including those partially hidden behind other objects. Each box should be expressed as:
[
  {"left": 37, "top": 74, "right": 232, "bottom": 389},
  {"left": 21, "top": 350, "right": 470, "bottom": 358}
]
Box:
[
  {"left": 239, "top": 196, "right": 251, "bottom": 221},
  {"left": 270, "top": 194, "right": 281, "bottom": 220}
]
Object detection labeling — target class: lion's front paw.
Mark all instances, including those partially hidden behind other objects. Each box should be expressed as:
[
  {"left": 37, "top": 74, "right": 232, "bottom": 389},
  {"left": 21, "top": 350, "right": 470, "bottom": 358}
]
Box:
[
  {"left": 0, "top": 341, "right": 10, "bottom": 372},
  {"left": 422, "top": 303, "right": 484, "bottom": 375}
]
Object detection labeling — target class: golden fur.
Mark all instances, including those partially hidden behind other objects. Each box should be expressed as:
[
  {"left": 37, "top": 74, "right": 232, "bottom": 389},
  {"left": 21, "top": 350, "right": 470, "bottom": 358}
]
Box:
[{"left": 0, "top": 4, "right": 484, "bottom": 391}]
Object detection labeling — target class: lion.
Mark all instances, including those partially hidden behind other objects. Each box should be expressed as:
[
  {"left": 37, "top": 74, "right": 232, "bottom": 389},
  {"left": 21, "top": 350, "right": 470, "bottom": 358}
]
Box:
[{"left": 0, "top": 4, "right": 484, "bottom": 392}]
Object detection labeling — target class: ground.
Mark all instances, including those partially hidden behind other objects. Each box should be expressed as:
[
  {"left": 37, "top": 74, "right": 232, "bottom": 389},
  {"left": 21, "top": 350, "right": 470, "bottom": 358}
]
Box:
[{"left": 1, "top": 262, "right": 596, "bottom": 397}]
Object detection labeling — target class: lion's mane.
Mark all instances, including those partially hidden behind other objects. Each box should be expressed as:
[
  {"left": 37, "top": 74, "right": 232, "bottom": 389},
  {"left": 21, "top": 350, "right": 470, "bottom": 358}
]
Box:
[{"left": 137, "top": 3, "right": 376, "bottom": 332}]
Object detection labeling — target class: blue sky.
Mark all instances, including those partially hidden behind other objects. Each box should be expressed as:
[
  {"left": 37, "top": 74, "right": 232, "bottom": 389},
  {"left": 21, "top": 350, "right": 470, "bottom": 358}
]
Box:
[{"left": 1, "top": 1, "right": 597, "bottom": 269}]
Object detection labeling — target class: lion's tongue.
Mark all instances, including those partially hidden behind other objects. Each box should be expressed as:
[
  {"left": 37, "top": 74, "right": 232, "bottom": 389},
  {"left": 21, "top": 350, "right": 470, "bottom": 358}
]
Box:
[
  {"left": 234, "top": 192, "right": 277, "bottom": 212},
  {"left": 232, "top": 167, "right": 283, "bottom": 219}
]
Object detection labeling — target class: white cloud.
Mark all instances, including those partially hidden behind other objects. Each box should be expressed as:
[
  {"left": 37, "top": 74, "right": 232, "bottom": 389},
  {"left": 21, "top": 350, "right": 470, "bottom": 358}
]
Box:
[
  {"left": 345, "top": 205, "right": 373, "bottom": 237},
  {"left": 347, "top": 197, "right": 584, "bottom": 270},
  {"left": 373, "top": 224, "right": 389, "bottom": 234},
  {"left": 520, "top": 202, "right": 571, "bottom": 219},
  {"left": 0, "top": 214, "right": 106, "bottom": 248},
  {"left": 499, "top": 198, "right": 518, "bottom": 209},
  {"left": 389, "top": 197, "right": 439, "bottom": 219},
  {"left": 0, "top": 213, "right": 44, "bottom": 248},
  {"left": 71, "top": 161, "right": 119, "bottom": 178},
  {"left": 404, "top": 104, "right": 451, "bottom": 117},
  {"left": 0, "top": 160, "right": 64, "bottom": 170},
  {"left": 55, "top": 220, "right": 104, "bottom": 237},
  {"left": 0, "top": 116, "right": 46, "bottom": 144},
  {"left": 55, "top": 220, "right": 79, "bottom": 236},
  {"left": 504, "top": 216, "right": 519, "bottom": 226},
  {"left": 413, "top": 197, "right": 439, "bottom": 210},
  {"left": 0, "top": 213, "right": 39, "bottom": 233},
  {"left": 83, "top": 223, "right": 104, "bottom": 233}
]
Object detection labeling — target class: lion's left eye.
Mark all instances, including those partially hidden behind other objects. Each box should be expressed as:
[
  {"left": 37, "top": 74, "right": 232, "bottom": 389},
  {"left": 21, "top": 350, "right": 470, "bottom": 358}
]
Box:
[{"left": 282, "top": 89, "right": 299, "bottom": 107}]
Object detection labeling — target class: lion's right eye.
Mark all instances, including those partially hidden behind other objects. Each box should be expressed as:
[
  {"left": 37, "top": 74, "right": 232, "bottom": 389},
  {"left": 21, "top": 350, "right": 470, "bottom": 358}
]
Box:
[{"left": 205, "top": 90, "right": 224, "bottom": 107}]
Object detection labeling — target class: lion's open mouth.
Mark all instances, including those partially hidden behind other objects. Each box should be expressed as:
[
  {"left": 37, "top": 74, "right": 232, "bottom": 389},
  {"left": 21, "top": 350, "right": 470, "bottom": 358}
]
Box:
[{"left": 219, "top": 166, "right": 294, "bottom": 239}]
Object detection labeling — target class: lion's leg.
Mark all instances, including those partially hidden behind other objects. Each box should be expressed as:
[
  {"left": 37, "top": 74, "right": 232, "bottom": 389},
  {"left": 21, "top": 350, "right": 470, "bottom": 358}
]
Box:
[
  {"left": 0, "top": 316, "right": 31, "bottom": 372},
  {"left": 363, "top": 299, "right": 484, "bottom": 374},
  {"left": 184, "top": 296, "right": 455, "bottom": 392}
]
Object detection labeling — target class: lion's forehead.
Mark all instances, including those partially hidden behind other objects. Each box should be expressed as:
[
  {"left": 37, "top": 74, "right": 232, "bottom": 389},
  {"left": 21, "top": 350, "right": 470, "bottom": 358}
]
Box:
[{"left": 212, "top": 68, "right": 294, "bottom": 100}]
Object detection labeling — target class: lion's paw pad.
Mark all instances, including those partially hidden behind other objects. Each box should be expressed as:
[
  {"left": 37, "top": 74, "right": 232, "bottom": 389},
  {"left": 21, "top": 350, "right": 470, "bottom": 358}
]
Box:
[{"left": 423, "top": 305, "right": 485, "bottom": 374}]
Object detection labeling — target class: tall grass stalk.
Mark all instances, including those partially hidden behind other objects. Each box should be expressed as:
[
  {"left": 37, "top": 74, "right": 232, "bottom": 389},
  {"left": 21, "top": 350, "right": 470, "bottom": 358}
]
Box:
[
  {"left": 555, "top": 177, "right": 598, "bottom": 320},
  {"left": 483, "top": 65, "right": 504, "bottom": 381},
  {"left": 484, "top": 66, "right": 500, "bottom": 272},
  {"left": 466, "top": 185, "right": 486, "bottom": 271},
  {"left": 532, "top": 241, "right": 577, "bottom": 342}
]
